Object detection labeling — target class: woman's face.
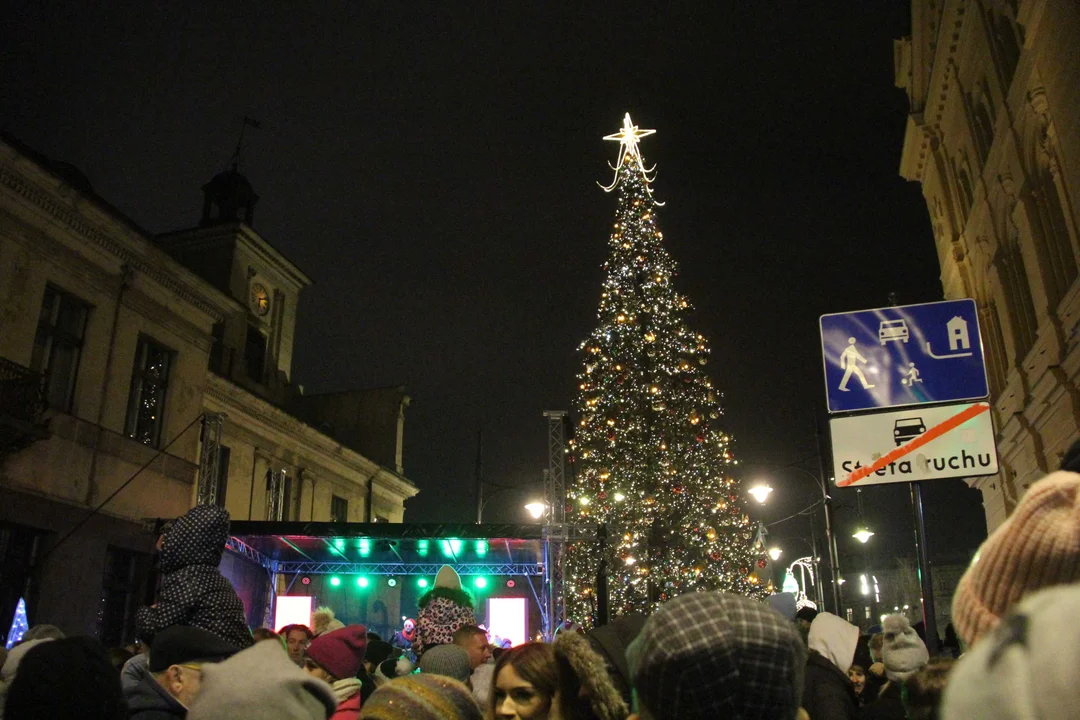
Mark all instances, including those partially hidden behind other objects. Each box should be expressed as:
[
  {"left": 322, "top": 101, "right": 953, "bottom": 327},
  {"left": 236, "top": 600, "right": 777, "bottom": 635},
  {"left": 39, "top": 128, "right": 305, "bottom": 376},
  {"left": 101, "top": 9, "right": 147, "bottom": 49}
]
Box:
[
  {"left": 494, "top": 664, "right": 550, "bottom": 720},
  {"left": 848, "top": 668, "right": 866, "bottom": 695}
]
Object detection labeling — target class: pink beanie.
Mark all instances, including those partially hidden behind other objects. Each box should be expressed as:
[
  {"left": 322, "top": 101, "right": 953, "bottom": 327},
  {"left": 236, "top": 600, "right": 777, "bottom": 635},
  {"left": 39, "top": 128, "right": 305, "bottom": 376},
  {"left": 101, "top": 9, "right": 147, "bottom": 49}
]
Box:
[
  {"left": 306, "top": 625, "right": 368, "bottom": 680},
  {"left": 952, "top": 471, "right": 1080, "bottom": 646}
]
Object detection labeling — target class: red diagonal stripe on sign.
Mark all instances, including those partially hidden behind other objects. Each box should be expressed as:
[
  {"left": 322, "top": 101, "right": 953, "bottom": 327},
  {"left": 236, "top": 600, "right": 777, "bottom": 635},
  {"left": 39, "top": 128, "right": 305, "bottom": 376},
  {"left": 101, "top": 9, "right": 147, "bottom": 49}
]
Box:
[{"left": 836, "top": 403, "right": 991, "bottom": 488}]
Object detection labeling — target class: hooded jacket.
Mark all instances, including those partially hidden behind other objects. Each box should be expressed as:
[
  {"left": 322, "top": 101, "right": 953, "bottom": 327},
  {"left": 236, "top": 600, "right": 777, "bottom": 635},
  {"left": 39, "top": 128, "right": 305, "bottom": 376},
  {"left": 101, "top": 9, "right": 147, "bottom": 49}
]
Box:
[
  {"left": 137, "top": 505, "right": 253, "bottom": 650},
  {"left": 416, "top": 578, "right": 476, "bottom": 657},
  {"left": 553, "top": 630, "right": 629, "bottom": 720},
  {"left": 803, "top": 613, "right": 860, "bottom": 720},
  {"left": 125, "top": 672, "right": 187, "bottom": 720}
]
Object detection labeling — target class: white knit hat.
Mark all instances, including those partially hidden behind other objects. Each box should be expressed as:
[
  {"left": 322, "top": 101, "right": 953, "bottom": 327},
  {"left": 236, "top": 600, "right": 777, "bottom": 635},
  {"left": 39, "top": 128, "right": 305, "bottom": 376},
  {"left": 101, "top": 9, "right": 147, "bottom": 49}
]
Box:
[
  {"left": 880, "top": 615, "right": 928, "bottom": 682},
  {"left": 942, "top": 583, "right": 1080, "bottom": 719}
]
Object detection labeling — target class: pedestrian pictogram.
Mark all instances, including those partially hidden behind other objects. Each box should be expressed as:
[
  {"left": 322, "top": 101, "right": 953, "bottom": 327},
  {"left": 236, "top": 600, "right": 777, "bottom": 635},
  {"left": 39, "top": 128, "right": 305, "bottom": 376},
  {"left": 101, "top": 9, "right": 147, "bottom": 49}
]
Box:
[{"left": 838, "top": 338, "right": 875, "bottom": 392}]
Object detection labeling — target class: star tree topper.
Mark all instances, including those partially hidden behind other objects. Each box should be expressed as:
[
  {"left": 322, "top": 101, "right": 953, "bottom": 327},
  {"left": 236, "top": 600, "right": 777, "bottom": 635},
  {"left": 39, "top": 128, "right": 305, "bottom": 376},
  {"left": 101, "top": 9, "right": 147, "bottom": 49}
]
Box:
[{"left": 601, "top": 112, "right": 659, "bottom": 192}]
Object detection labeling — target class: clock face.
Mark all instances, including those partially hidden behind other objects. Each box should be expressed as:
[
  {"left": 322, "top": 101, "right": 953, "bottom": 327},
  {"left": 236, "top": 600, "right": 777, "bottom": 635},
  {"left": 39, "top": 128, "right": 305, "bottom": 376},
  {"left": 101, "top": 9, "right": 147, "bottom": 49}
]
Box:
[{"left": 250, "top": 283, "right": 270, "bottom": 316}]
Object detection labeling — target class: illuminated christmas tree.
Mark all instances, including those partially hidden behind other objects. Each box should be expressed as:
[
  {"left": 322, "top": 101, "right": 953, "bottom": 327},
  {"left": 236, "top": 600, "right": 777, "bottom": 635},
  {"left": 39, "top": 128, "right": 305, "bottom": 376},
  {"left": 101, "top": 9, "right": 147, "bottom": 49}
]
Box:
[{"left": 565, "top": 114, "right": 768, "bottom": 625}]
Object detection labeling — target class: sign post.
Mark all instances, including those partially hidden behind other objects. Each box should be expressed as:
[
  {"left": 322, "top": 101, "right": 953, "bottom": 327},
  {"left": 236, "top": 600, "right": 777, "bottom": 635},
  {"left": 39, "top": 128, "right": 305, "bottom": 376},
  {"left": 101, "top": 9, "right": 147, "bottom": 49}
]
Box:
[{"left": 820, "top": 299, "right": 995, "bottom": 654}]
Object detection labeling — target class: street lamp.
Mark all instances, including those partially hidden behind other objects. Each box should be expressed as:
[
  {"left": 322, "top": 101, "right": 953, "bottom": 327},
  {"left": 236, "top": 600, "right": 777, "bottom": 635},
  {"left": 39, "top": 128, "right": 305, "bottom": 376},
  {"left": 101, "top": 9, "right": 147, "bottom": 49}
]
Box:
[
  {"left": 768, "top": 547, "right": 783, "bottom": 561},
  {"left": 748, "top": 484, "right": 773, "bottom": 504},
  {"left": 524, "top": 502, "right": 546, "bottom": 520},
  {"left": 852, "top": 526, "right": 875, "bottom": 544}
]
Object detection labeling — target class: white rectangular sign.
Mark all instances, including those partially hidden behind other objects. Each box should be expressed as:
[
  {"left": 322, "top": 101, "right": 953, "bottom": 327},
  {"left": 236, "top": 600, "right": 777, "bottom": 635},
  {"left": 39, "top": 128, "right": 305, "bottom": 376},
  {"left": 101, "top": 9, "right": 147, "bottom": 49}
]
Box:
[{"left": 830, "top": 402, "right": 998, "bottom": 487}]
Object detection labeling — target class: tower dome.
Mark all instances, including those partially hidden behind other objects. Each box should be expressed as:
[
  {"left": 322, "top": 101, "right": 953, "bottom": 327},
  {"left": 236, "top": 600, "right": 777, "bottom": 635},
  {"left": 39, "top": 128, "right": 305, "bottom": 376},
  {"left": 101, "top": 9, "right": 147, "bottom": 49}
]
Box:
[{"left": 201, "top": 164, "right": 259, "bottom": 226}]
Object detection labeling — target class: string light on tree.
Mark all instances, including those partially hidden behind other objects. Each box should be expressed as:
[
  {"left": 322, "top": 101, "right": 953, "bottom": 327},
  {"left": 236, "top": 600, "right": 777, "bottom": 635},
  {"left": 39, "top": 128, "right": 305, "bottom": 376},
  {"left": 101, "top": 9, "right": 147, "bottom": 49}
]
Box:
[{"left": 565, "top": 114, "right": 768, "bottom": 625}]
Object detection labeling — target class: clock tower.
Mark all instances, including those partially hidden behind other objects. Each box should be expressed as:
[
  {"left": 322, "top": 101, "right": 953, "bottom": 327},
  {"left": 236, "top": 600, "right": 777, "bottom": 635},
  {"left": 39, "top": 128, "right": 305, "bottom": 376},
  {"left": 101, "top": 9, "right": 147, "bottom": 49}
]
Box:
[{"left": 157, "top": 167, "right": 311, "bottom": 403}]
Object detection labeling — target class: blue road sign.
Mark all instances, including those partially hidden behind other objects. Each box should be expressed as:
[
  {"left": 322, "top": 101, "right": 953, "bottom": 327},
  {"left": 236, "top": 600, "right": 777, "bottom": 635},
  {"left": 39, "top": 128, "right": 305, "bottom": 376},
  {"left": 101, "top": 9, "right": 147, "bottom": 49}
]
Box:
[{"left": 820, "top": 299, "right": 988, "bottom": 413}]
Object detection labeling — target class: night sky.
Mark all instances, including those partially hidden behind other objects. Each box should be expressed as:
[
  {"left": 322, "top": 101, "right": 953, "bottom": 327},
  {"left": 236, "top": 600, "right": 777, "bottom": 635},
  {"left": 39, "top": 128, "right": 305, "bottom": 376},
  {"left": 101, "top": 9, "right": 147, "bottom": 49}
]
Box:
[{"left": 1, "top": 2, "right": 987, "bottom": 567}]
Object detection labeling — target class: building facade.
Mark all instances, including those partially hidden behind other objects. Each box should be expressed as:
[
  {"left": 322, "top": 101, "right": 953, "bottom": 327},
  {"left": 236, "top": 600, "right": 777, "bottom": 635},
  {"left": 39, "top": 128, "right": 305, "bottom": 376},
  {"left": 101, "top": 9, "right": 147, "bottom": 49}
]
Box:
[
  {"left": 0, "top": 137, "right": 417, "bottom": 642},
  {"left": 895, "top": 0, "right": 1080, "bottom": 530}
]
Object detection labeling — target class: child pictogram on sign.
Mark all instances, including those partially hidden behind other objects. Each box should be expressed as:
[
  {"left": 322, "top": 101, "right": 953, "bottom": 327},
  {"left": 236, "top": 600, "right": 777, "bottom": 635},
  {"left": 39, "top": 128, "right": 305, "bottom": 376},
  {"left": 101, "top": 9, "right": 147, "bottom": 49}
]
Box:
[{"left": 901, "top": 362, "right": 923, "bottom": 386}]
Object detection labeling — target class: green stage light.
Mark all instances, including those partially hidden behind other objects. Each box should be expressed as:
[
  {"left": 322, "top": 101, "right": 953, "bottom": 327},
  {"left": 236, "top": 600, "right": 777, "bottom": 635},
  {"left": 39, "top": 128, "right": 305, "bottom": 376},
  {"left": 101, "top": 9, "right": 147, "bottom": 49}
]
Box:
[
  {"left": 417, "top": 539, "right": 430, "bottom": 557},
  {"left": 475, "top": 540, "right": 488, "bottom": 556},
  {"left": 474, "top": 577, "right": 488, "bottom": 589},
  {"left": 387, "top": 578, "right": 398, "bottom": 587},
  {"left": 330, "top": 576, "right": 342, "bottom": 587},
  {"left": 357, "top": 576, "right": 369, "bottom": 588},
  {"left": 333, "top": 538, "right": 345, "bottom": 551},
  {"left": 417, "top": 578, "right": 429, "bottom": 588},
  {"left": 359, "top": 538, "right": 372, "bottom": 557}
]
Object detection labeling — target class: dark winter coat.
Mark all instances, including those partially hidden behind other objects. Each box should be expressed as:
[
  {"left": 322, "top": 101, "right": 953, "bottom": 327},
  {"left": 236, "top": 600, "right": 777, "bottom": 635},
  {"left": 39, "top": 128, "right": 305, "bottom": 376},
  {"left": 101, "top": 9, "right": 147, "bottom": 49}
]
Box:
[
  {"left": 859, "top": 680, "right": 906, "bottom": 720},
  {"left": 802, "top": 651, "right": 859, "bottom": 720},
  {"left": 125, "top": 672, "right": 187, "bottom": 720},
  {"left": 136, "top": 505, "right": 253, "bottom": 649}
]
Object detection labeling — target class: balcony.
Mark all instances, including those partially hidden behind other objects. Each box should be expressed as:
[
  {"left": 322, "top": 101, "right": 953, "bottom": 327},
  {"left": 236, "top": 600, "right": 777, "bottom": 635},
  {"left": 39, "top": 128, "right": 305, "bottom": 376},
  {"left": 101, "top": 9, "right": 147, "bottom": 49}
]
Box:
[{"left": 0, "top": 357, "right": 49, "bottom": 457}]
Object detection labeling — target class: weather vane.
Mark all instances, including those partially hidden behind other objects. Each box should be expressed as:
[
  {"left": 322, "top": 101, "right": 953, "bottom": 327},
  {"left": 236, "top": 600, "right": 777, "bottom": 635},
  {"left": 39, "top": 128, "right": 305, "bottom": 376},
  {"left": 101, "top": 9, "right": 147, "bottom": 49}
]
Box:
[{"left": 600, "top": 112, "right": 660, "bottom": 194}]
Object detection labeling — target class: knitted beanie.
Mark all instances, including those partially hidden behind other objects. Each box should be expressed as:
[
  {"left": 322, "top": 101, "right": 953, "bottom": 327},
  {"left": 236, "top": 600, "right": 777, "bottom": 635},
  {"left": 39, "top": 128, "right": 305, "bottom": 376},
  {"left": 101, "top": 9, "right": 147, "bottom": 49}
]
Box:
[
  {"left": 626, "top": 592, "right": 806, "bottom": 720},
  {"left": 306, "top": 625, "right": 368, "bottom": 680},
  {"left": 952, "top": 470, "right": 1080, "bottom": 646},
  {"left": 880, "top": 615, "right": 928, "bottom": 682},
  {"left": 359, "top": 674, "right": 482, "bottom": 720},
  {"left": 418, "top": 643, "right": 472, "bottom": 682},
  {"left": 374, "top": 655, "right": 415, "bottom": 686},
  {"left": 312, "top": 606, "right": 347, "bottom": 637},
  {"left": 941, "top": 583, "right": 1080, "bottom": 719},
  {"left": 188, "top": 637, "right": 337, "bottom": 720},
  {"left": 3, "top": 637, "right": 126, "bottom": 720}
]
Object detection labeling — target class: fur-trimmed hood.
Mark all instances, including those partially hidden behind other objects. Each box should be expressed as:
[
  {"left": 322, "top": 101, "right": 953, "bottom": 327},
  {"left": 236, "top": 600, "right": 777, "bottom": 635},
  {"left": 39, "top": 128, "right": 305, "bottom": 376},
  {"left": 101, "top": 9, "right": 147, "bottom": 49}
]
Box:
[
  {"left": 554, "top": 631, "right": 629, "bottom": 720},
  {"left": 417, "top": 586, "right": 474, "bottom": 610}
]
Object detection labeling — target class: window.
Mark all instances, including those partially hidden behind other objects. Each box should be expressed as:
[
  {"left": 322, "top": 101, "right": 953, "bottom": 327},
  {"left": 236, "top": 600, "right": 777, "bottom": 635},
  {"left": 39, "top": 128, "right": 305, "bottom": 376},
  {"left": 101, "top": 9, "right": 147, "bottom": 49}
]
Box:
[
  {"left": 208, "top": 322, "right": 226, "bottom": 373},
  {"left": 245, "top": 324, "right": 267, "bottom": 382},
  {"left": 30, "top": 286, "right": 90, "bottom": 411},
  {"left": 331, "top": 495, "right": 349, "bottom": 523},
  {"left": 125, "top": 336, "right": 173, "bottom": 447}
]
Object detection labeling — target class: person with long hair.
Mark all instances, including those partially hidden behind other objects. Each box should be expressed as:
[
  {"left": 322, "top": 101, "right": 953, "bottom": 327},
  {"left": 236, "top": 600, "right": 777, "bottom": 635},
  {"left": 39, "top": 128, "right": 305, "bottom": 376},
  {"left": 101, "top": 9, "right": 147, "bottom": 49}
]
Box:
[{"left": 490, "top": 636, "right": 626, "bottom": 720}]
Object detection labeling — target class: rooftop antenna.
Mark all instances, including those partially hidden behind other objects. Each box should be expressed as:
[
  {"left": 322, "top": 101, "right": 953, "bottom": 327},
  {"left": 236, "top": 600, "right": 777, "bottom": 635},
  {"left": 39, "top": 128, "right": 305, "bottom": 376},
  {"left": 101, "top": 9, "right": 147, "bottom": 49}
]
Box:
[{"left": 230, "top": 116, "right": 262, "bottom": 171}]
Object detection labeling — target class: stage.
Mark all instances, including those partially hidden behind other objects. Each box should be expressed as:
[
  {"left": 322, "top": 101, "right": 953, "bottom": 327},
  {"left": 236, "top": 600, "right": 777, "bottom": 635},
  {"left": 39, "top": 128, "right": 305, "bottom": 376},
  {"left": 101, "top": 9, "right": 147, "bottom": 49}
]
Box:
[{"left": 219, "top": 521, "right": 602, "bottom": 642}]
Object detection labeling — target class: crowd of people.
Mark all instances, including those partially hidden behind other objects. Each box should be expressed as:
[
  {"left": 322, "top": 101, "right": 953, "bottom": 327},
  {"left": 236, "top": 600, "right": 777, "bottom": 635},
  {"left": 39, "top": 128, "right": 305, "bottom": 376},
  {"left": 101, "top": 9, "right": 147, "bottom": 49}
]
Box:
[{"left": 0, "top": 463, "right": 1078, "bottom": 719}]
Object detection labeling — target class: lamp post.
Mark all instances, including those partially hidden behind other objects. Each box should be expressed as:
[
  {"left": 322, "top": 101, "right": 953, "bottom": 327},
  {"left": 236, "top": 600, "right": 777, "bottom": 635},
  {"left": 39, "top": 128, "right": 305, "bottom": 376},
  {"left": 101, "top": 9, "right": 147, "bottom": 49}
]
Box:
[
  {"left": 748, "top": 484, "right": 773, "bottom": 504},
  {"left": 745, "top": 459, "right": 842, "bottom": 614}
]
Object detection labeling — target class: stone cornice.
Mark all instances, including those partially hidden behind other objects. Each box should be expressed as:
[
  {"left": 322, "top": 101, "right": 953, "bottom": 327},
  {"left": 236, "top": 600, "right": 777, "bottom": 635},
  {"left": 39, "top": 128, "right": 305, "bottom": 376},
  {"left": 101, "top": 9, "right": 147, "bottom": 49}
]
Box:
[
  {"left": 0, "top": 147, "right": 240, "bottom": 322},
  {"left": 205, "top": 375, "right": 418, "bottom": 499}
]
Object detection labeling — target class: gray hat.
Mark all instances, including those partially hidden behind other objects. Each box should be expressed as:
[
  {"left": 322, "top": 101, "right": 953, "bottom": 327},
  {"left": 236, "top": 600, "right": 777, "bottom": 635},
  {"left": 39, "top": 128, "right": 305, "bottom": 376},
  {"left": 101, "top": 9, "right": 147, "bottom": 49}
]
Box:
[
  {"left": 419, "top": 644, "right": 472, "bottom": 683},
  {"left": 188, "top": 639, "right": 336, "bottom": 720},
  {"left": 881, "top": 615, "right": 928, "bottom": 682},
  {"left": 626, "top": 592, "right": 806, "bottom": 720},
  {"left": 942, "top": 583, "right": 1080, "bottom": 720}
]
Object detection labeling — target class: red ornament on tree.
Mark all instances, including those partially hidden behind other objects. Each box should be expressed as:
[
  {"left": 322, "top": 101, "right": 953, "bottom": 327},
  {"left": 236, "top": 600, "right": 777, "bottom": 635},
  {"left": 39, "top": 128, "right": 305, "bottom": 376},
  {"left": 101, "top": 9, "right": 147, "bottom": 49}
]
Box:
[
  {"left": 710, "top": 551, "right": 722, "bottom": 561},
  {"left": 672, "top": 485, "right": 684, "bottom": 494},
  {"left": 756, "top": 558, "right": 767, "bottom": 569},
  {"left": 740, "top": 566, "right": 749, "bottom": 576},
  {"left": 598, "top": 491, "right": 607, "bottom": 500}
]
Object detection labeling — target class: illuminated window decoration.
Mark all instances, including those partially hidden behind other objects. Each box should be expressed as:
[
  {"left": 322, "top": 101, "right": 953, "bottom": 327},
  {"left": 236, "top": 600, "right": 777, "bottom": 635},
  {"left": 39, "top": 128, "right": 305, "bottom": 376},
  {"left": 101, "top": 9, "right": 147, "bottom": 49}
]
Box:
[
  {"left": 5, "top": 598, "right": 28, "bottom": 649},
  {"left": 565, "top": 116, "right": 766, "bottom": 626}
]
